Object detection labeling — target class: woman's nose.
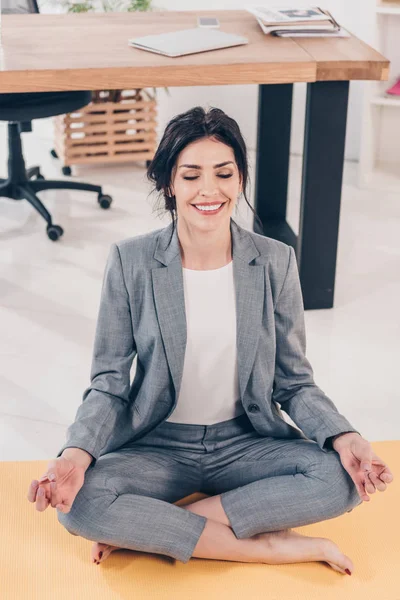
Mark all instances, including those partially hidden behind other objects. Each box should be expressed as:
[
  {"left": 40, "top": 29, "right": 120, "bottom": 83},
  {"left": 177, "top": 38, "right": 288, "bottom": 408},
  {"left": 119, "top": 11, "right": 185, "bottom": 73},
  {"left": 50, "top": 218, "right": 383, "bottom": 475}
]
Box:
[
  {"left": 198, "top": 174, "right": 221, "bottom": 196},
  {"left": 199, "top": 190, "right": 219, "bottom": 197},
  {"left": 199, "top": 183, "right": 220, "bottom": 196}
]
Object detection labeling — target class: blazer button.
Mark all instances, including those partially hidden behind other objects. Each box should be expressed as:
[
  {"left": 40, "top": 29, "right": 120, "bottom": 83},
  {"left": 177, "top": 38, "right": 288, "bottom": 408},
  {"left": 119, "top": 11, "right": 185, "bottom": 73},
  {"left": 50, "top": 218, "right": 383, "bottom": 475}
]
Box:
[{"left": 248, "top": 404, "right": 260, "bottom": 413}]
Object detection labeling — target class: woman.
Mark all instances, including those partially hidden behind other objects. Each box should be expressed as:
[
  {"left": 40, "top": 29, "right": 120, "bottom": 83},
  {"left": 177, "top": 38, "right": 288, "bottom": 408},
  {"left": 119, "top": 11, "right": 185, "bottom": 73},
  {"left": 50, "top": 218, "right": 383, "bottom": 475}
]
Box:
[{"left": 27, "top": 107, "right": 393, "bottom": 574}]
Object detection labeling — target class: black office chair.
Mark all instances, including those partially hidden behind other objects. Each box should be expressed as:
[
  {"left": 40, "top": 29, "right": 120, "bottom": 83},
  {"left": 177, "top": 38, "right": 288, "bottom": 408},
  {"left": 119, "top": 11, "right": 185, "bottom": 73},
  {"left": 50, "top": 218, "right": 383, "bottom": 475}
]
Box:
[{"left": 0, "top": 1, "right": 113, "bottom": 241}]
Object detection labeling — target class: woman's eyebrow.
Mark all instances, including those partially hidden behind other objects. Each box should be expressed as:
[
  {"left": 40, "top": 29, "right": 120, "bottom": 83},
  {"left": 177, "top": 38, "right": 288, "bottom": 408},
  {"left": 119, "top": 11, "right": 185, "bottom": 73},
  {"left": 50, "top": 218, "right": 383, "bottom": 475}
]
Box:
[{"left": 178, "top": 161, "right": 234, "bottom": 169}]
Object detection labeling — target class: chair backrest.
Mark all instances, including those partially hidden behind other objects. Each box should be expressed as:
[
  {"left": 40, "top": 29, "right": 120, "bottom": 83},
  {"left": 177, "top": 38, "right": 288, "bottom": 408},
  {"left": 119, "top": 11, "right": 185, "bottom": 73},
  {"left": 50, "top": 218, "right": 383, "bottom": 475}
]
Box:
[
  {"left": 1, "top": 0, "right": 40, "bottom": 129},
  {"left": 1, "top": 0, "right": 39, "bottom": 14}
]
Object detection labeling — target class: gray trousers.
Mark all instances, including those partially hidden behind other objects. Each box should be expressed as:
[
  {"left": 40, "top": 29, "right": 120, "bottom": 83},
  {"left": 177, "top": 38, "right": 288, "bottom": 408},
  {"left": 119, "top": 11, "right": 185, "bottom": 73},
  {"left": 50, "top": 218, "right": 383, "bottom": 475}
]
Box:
[{"left": 58, "top": 413, "right": 362, "bottom": 564}]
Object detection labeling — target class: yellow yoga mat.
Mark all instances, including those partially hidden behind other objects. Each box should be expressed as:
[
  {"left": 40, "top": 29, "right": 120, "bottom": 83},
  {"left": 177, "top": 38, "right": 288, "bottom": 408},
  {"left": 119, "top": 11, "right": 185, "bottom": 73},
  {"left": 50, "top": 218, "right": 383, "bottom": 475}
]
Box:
[{"left": 2, "top": 440, "right": 399, "bottom": 600}]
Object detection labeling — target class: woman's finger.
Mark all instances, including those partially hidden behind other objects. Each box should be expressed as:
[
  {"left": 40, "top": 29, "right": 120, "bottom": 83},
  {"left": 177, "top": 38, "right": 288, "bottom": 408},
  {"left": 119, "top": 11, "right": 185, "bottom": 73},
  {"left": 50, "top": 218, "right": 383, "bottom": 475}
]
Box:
[
  {"left": 49, "top": 481, "right": 60, "bottom": 508},
  {"left": 368, "top": 471, "right": 386, "bottom": 492},
  {"left": 36, "top": 485, "right": 50, "bottom": 512},
  {"left": 356, "top": 486, "right": 370, "bottom": 502},
  {"left": 341, "top": 454, "right": 371, "bottom": 499},
  {"left": 379, "top": 466, "right": 394, "bottom": 482},
  {"left": 363, "top": 473, "right": 376, "bottom": 494},
  {"left": 27, "top": 480, "right": 39, "bottom": 503},
  {"left": 39, "top": 472, "right": 56, "bottom": 483},
  {"left": 371, "top": 453, "right": 394, "bottom": 481},
  {"left": 348, "top": 469, "right": 370, "bottom": 502},
  {"left": 56, "top": 503, "right": 70, "bottom": 514}
]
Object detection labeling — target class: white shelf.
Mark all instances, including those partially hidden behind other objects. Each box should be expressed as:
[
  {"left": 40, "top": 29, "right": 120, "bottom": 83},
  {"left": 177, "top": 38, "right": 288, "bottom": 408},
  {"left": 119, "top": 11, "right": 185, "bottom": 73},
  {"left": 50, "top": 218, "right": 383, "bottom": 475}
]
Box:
[
  {"left": 376, "top": 4, "right": 400, "bottom": 15},
  {"left": 358, "top": 0, "right": 400, "bottom": 191},
  {"left": 371, "top": 93, "right": 400, "bottom": 106}
]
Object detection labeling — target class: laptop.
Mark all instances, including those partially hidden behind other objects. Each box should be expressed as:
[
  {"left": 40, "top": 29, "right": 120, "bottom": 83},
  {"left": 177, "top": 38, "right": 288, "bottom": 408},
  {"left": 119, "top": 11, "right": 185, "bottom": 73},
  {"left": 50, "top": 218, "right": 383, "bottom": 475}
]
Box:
[{"left": 128, "top": 27, "right": 249, "bottom": 58}]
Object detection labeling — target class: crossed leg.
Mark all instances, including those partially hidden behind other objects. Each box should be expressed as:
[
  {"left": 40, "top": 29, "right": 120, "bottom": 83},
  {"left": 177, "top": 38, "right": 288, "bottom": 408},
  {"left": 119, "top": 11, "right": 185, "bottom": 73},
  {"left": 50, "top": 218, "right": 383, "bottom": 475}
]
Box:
[
  {"left": 92, "top": 438, "right": 355, "bottom": 574},
  {"left": 182, "top": 493, "right": 354, "bottom": 574},
  {"left": 92, "top": 492, "right": 354, "bottom": 574}
]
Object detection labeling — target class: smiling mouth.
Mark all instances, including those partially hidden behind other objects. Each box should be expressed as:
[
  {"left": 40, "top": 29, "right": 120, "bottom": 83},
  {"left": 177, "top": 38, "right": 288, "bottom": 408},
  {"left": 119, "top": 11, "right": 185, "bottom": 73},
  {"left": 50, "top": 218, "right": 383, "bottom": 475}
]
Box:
[{"left": 191, "top": 203, "right": 225, "bottom": 214}]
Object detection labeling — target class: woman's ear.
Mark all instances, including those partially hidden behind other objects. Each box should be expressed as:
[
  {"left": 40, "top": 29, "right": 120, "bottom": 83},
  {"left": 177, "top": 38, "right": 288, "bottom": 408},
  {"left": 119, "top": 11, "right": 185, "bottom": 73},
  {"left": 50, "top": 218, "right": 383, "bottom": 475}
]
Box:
[
  {"left": 169, "top": 167, "right": 177, "bottom": 197},
  {"left": 165, "top": 185, "right": 174, "bottom": 198},
  {"left": 168, "top": 179, "right": 175, "bottom": 197}
]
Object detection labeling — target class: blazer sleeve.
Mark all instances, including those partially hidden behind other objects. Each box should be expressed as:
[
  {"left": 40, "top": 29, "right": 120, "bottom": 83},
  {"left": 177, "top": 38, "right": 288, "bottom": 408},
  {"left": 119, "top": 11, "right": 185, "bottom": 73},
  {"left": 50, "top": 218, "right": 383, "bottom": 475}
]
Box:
[
  {"left": 272, "top": 246, "right": 361, "bottom": 452},
  {"left": 56, "top": 243, "right": 137, "bottom": 465}
]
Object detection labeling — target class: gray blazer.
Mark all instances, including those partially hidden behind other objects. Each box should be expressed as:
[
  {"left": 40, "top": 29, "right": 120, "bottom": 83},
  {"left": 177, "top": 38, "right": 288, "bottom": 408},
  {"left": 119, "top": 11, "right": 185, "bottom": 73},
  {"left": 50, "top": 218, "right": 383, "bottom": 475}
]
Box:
[{"left": 57, "top": 218, "right": 359, "bottom": 466}]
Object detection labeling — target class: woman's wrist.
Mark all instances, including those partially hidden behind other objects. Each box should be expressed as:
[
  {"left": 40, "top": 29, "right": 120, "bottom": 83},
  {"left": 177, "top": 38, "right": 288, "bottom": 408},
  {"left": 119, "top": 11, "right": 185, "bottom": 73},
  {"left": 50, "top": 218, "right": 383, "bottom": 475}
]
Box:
[
  {"left": 332, "top": 431, "right": 361, "bottom": 450},
  {"left": 61, "top": 447, "right": 94, "bottom": 471}
]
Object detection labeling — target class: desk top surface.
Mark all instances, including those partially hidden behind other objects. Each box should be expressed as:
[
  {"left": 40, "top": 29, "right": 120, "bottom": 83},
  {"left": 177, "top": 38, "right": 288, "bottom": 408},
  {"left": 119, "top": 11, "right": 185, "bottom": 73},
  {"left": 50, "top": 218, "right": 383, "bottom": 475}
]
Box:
[{"left": 0, "top": 10, "right": 389, "bottom": 92}]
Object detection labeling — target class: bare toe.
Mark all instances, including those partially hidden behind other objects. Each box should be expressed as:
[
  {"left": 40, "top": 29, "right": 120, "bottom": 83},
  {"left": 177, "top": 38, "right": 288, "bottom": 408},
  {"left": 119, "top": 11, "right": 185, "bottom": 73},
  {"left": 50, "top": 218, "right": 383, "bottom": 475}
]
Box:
[
  {"left": 326, "top": 561, "right": 352, "bottom": 575},
  {"left": 320, "top": 540, "right": 354, "bottom": 575},
  {"left": 91, "top": 542, "right": 120, "bottom": 564}
]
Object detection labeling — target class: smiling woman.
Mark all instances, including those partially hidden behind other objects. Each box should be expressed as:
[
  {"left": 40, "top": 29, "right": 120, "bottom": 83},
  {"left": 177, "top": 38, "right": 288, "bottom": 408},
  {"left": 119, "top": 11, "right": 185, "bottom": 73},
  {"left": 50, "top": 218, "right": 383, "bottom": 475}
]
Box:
[
  {"left": 40, "top": 104, "right": 376, "bottom": 572},
  {"left": 146, "top": 106, "right": 264, "bottom": 271}
]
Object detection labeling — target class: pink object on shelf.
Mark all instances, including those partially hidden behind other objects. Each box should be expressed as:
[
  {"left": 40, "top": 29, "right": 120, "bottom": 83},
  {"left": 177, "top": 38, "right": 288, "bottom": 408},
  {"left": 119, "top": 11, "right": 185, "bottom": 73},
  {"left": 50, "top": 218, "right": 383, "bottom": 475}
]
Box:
[{"left": 386, "top": 79, "right": 400, "bottom": 95}]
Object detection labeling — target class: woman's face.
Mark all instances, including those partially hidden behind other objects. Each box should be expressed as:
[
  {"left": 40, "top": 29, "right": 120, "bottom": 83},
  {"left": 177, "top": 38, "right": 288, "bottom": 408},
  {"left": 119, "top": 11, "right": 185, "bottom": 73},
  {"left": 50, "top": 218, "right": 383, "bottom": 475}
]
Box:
[{"left": 169, "top": 137, "right": 242, "bottom": 232}]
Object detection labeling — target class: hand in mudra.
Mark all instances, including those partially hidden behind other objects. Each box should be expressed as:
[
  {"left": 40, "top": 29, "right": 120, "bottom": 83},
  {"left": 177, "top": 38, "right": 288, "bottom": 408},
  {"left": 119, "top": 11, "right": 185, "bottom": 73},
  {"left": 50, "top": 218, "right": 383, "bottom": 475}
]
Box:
[
  {"left": 334, "top": 433, "right": 394, "bottom": 502},
  {"left": 27, "top": 456, "right": 85, "bottom": 513}
]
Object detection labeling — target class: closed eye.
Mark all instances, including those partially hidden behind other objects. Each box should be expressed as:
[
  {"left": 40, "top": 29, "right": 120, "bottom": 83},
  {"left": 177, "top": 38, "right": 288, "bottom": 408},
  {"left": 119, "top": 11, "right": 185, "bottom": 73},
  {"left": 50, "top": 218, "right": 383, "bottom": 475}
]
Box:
[{"left": 183, "top": 174, "right": 233, "bottom": 180}]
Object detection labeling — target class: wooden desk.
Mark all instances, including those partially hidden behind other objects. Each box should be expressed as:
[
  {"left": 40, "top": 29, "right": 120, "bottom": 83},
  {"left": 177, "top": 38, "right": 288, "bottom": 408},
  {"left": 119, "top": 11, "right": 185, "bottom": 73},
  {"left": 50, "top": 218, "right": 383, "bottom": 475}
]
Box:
[{"left": 0, "top": 11, "right": 389, "bottom": 309}]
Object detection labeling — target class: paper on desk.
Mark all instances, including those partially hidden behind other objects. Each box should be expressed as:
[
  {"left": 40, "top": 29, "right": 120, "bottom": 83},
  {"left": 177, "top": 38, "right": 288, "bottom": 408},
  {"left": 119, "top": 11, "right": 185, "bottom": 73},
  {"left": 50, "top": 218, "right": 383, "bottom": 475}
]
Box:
[
  {"left": 255, "top": 17, "right": 350, "bottom": 37},
  {"left": 273, "top": 28, "right": 351, "bottom": 37},
  {"left": 247, "top": 6, "right": 331, "bottom": 24}
]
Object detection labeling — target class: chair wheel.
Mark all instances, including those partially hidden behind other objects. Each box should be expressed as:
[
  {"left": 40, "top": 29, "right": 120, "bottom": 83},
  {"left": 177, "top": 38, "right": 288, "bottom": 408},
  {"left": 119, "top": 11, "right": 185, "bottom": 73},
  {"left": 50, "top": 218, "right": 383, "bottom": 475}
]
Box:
[
  {"left": 50, "top": 149, "right": 58, "bottom": 159},
  {"left": 62, "top": 166, "right": 72, "bottom": 176},
  {"left": 98, "top": 194, "right": 112, "bottom": 209},
  {"left": 47, "top": 224, "right": 64, "bottom": 241}
]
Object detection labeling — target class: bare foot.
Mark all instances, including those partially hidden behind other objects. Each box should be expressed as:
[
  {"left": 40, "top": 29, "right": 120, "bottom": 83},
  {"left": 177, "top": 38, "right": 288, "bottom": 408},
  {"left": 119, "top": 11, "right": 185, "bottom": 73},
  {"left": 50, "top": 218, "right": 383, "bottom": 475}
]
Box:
[
  {"left": 91, "top": 541, "right": 121, "bottom": 565},
  {"left": 254, "top": 529, "right": 353, "bottom": 575}
]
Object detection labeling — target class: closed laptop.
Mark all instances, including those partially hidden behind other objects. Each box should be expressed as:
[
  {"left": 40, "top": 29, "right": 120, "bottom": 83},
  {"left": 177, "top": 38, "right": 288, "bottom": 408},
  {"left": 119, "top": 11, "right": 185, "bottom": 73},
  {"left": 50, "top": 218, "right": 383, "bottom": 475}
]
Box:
[{"left": 128, "top": 27, "right": 249, "bottom": 57}]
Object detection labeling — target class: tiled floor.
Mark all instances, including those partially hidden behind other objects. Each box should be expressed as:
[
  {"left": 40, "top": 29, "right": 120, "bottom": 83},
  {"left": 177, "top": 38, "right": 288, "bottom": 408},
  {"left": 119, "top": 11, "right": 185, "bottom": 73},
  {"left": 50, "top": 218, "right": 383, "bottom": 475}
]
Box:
[{"left": 0, "top": 117, "right": 399, "bottom": 462}]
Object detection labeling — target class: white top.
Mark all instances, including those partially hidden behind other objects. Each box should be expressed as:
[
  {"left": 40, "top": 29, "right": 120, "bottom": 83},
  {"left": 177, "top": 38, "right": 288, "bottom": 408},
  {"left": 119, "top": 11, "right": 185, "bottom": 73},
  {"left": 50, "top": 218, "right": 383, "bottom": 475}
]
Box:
[{"left": 166, "top": 261, "right": 244, "bottom": 425}]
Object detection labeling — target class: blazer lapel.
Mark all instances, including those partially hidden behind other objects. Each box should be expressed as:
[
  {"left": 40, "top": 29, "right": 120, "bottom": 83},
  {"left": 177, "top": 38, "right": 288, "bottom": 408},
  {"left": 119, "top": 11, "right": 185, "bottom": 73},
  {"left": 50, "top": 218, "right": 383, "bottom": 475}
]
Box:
[{"left": 152, "top": 218, "right": 265, "bottom": 403}]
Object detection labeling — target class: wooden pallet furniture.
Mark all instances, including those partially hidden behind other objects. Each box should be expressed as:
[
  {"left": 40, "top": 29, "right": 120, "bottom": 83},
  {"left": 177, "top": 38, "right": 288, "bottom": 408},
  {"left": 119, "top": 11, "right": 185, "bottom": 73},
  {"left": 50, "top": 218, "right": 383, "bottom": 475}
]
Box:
[{"left": 53, "top": 89, "right": 157, "bottom": 172}]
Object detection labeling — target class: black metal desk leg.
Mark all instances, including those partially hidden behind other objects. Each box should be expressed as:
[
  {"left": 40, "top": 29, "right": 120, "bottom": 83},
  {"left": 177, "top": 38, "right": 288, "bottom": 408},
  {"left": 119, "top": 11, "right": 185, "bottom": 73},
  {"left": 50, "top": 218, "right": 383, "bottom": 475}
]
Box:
[
  {"left": 298, "top": 80, "right": 349, "bottom": 310},
  {"left": 253, "top": 84, "right": 296, "bottom": 247}
]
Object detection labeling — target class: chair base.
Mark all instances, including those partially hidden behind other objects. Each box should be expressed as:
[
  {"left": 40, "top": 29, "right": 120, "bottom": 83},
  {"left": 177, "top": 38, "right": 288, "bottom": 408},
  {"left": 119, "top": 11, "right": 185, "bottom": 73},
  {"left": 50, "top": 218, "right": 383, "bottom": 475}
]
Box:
[{"left": 0, "top": 123, "right": 112, "bottom": 240}]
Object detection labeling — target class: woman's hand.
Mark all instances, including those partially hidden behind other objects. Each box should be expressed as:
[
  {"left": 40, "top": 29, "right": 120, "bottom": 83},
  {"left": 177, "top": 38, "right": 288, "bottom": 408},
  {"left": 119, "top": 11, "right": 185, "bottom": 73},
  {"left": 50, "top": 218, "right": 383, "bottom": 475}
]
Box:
[
  {"left": 333, "top": 433, "right": 394, "bottom": 502},
  {"left": 27, "top": 456, "right": 86, "bottom": 514}
]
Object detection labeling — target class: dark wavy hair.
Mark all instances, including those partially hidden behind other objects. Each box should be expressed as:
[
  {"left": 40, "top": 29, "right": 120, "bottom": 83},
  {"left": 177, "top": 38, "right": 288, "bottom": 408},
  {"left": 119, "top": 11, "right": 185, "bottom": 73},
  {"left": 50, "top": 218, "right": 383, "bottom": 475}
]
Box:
[{"left": 146, "top": 106, "right": 264, "bottom": 247}]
